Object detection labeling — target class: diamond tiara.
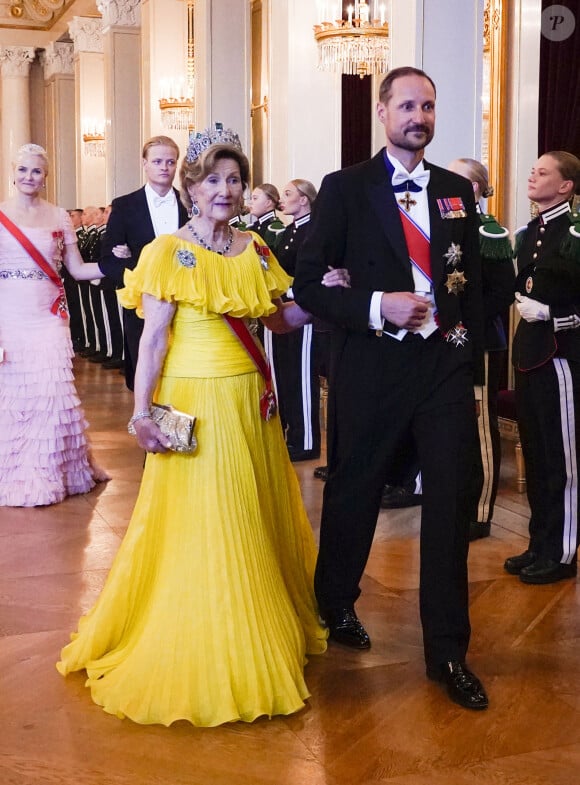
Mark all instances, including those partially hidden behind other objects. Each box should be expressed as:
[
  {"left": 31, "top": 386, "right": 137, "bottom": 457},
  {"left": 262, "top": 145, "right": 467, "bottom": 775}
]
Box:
[{"left": 185, "top": 122, "right": 242, "bottom": 163}]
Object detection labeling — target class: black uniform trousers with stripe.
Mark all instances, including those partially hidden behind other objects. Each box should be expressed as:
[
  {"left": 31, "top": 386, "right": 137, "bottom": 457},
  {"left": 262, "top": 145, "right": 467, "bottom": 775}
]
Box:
[
  {"left": 269, "top": 322, "right": 321, "bottom": 456},
  {"left": 516, "top": 357, "right": 580, "bottom": 565}
]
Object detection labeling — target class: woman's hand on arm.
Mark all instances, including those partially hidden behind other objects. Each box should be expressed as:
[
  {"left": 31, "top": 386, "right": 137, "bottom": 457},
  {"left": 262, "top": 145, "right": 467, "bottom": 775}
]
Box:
[
  {"left": 62, "top": 242, "right": 104, "bottom": 282},
  {"left": 262, "top": 266, "right": 351, "bottom": 333},
  {"left": 130, "top": 294, "right": 176, "bottom": 453}
]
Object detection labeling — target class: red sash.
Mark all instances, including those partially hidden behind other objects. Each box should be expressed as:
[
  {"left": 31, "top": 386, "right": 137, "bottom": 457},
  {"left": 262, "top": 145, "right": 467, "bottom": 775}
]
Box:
[
  {"left": 0, "top": 210, "right": 68, "bottom": 319},
  {"left": 398, "top": 207, "right": 432, "bottom": 284},
  {"left": 223, "top": 314, "right": 277, "bottom": 421}
]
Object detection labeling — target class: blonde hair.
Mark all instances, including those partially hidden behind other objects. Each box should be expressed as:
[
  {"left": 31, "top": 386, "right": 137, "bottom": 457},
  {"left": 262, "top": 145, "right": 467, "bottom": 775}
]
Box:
[
  {"left": 291, "top": 178, "right": 317, "bottom": 206},
  {"left": 142, "top": 136, "right": 180, "bottom": 160},
  {"left": 453, "top": 158, "right": 493, "bottom": 199},
  {"left": 254, "top": 183, "right": 281, "bottom": 210},
  {"left": 14, "top": 143, "right": 49, "bottom": 174}
]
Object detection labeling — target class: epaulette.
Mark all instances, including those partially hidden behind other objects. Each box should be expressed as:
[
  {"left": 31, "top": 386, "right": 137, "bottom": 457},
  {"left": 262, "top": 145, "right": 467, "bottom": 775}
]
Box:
[
  {"left": 266, "top": 218, "right": 286, "bottom": 234},
  {"left": 478, "top": 214, "right": 512, "bottom": 259},
  {"left": 560, "top": 211, "right": 580, "bottom": 261},
  {"left": 512, "top": 225, "right": 528, "bottom": 258}
]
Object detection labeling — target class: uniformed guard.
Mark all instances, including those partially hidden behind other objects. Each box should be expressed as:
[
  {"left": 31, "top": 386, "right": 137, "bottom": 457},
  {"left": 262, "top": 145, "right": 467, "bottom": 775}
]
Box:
[
  {"left": 504, "top": 151, "right": 580, "bottom": 584},
  {"left": 267, "top": 179, "right": 321, "bottom": 462}
]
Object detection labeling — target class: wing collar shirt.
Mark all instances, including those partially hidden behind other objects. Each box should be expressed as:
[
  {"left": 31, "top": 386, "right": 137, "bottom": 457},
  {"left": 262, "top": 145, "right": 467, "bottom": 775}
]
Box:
[
  {"left": 369, "top": 150, "right": 438, "bottom": 339},
  {"left": 145, "top": 183, "right": 180, "bottom": 237}
]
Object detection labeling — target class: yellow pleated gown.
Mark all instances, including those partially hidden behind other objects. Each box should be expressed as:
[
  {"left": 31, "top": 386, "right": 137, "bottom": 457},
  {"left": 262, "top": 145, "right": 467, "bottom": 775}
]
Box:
[{"left": 57, "top": 233, "right": 327, "bottom": 726}]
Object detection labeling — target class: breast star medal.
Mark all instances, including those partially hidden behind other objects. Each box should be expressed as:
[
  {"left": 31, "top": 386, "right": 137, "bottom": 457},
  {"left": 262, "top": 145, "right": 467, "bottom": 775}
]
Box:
[
  {"left": 445, "top": 323, "right": 469, "bottom": 347},
  {"left": 444, "top": 242, "right": 463, "bottom": 267},
  {"left": 445, "top": 269, "right": 467, "bottom": 295}
]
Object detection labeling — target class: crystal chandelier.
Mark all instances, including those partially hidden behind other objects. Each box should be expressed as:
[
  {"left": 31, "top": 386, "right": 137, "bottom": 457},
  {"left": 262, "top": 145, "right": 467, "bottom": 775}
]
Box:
[
  {"left": 314, "top": 1, "right": 390, "bottom": 78},
  {"left": 82, "top": 121, "right": 105, "bottom": 158},
  {"left": 159, "top": 0, "right": 195, "bottom": 131}
]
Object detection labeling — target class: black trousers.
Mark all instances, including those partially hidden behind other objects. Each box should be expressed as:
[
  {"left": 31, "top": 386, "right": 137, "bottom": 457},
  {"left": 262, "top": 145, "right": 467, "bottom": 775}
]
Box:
[
  {"left": 122, "top": 307, "right": 144, "bottom": 391},
  {"left": 61, "top": 268, "right": 85, "bottom": 351},
  {"left": 516, "top": 357, "right": 580, "bottom": 565},
  {"left": 315, "top": 331, "right": 476, "bottom": 665},
  {"left": 471, "top": 349, "right": 504, "bottom": 524},
  {"left": 269, "top": 324, "right": 321, "bottom": 455},
  {"left": 78, "top": 280, "right": 96, "bottom": 350}
]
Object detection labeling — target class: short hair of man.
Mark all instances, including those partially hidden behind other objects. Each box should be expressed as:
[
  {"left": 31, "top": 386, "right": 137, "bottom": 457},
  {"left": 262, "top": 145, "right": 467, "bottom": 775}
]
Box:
[
  {"left": 179, "top": 144, "right": 250, "bottom": 211},
  {"left": 545, "top": 150, "right": 580, "bottom": 196},
  {"left": 142, "top": 135, "right": 180, "bottom": 160},
  {"left": 378, "top": 66, "right": 437, "bottom": 105}
]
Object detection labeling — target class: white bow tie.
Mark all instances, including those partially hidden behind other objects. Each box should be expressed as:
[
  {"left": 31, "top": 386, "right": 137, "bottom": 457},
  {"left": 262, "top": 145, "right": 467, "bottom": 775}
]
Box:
[
  {"left": 153, "top": 194, "right": 174, "bottom": 208},
  {"left": 391, "top": 169, "right": 431, "bottom": 192}
]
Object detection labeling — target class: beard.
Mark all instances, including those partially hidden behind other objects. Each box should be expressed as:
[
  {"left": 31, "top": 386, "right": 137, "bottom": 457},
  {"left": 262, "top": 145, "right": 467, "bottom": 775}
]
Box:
[{"left": 388, "top": 125, "right": 434, "bottom": 152}]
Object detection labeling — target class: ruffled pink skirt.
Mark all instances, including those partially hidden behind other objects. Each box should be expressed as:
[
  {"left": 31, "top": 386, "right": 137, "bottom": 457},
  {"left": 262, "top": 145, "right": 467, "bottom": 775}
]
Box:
[{"left": 0, "top": 318, "right": 95, "bottom": 507}]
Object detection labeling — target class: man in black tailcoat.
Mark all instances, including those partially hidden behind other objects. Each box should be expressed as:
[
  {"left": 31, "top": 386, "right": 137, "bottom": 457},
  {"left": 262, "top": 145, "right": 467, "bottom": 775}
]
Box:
[
  {"left": 99, "top": 136, "right": 188, "bottom": 389},
  {"left": 293, "top": 67, "right": 487, "bottom": 710}
]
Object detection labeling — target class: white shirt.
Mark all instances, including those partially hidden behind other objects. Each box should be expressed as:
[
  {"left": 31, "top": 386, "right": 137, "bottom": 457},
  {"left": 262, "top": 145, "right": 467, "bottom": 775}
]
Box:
[
  {"left": 144, "top": 183, "right": 179, "bottom": 237},
  {"left": 369, "top": 152, "right": 437, "bottom": 339}
]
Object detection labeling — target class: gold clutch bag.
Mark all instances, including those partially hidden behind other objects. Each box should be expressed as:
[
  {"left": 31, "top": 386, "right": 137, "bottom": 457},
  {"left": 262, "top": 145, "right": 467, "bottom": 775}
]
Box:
[{"left": 150, "top": 403, "right": 197, "bottom": 453}]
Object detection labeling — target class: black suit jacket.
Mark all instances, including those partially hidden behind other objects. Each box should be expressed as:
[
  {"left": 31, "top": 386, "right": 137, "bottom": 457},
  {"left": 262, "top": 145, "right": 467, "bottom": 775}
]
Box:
[
  {"left": 293, "top": 149, "right": 484, "bottom": 383},
  {"left": 99, "top": 186, "right": 188, "bottom": 287}
]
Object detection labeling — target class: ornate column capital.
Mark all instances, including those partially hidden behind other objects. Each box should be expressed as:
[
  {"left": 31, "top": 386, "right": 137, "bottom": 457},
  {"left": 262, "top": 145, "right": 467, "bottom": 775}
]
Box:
[
  {"left": 96, "top": 0, "right": 141, "bottom": 28},
  {"left": 0, "top": 46, "right": 36, "bottom": 78},
  {"left": 41, "top": 42, "right": 74, "bottom": 79},
  {"left": 68, "top": 17, "right": 104, "bottom": 54}
]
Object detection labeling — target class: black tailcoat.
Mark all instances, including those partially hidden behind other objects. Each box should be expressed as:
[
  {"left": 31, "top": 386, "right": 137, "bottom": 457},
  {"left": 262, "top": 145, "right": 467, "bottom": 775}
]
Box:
[
  {"left": 293, "top": 150, "right": 484, "bottom": 665},
  {"left": 99, "top": 187, "right": 188, "bottom": 389}
]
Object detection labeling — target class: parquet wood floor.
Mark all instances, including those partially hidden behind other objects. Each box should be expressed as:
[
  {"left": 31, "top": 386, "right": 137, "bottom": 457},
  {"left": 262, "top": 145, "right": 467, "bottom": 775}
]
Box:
[{"left": 1, "top": 358, "right": 579, "bottom": 785}]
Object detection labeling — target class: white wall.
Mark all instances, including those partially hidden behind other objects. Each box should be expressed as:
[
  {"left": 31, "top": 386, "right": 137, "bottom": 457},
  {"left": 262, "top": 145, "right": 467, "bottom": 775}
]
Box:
[
  {"left": 269, "top": 0, "right": 341, "bottom": 191},
  {"left": 195, "top": 0, "right": 251, "bottom": 155},
  {"left": 421, "top": 0, "right": 484, "bottom": 168}
]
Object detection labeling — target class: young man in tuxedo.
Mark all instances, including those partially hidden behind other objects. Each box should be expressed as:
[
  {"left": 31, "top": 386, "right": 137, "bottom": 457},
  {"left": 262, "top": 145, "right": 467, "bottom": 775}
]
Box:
[
  {"left": 294, "top": 67, "right": 487, "bottom": 710},
  {"left": 99, "top": 136, "right": 188, "bottom": 389}
]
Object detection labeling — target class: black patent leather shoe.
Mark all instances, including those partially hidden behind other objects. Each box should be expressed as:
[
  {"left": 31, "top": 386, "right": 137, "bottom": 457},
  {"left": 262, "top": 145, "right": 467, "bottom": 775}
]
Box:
[
  {"left": 88, "top": 352, "right": 109, "bottom": 364},
  {"left": 426, "top": 661, "right": 488, "bottom": 710},
  {"left": 313, "top": 465, "right": 328, "bottom": 481},
  {"left": 469, "top": 521, "right": 491, "bottom": 541},
  {"left": 322, "top": 608, "right": 371, "bottom": 649},
  {"left": 504, "top": 549, "right": 537, "bottom": 575},
  {"left": 519, "top": 558, "right": 577, "bottom": 584}
]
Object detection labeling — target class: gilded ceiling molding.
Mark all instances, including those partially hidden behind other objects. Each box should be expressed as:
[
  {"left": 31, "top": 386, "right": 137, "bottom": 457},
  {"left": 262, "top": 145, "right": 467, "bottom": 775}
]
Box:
[
  {"left": 41, "top": 41, "right": 74, "bottom": 78},
  {"left": 0, "top": 45, "right": 36, "bottom": 77},
  {"left": 68, "top": 16, "right": 103, "bottom": 54},
  {"left": 96, "top": 0, "right": 141, "bottom": 28},
  {"left": 22, "top": 0, "right": 66, "bottom": 23}
]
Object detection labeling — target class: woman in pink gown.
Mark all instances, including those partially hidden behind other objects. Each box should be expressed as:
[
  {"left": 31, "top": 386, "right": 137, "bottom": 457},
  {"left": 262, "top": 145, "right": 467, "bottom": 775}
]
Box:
[{"left": 0, "top": 144, "right": 109, "bottom": 507}]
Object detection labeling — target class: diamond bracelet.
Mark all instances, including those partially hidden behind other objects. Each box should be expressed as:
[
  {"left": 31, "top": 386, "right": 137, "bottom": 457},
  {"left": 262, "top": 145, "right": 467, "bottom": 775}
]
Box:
[{"left": 127, "top": 409, "right": 152, "bottom": 435}]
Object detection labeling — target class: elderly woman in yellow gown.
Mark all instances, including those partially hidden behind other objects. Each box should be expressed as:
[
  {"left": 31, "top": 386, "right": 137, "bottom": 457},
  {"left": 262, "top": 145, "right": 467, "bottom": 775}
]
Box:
[{"left": 58, "top": 128, "right": 350, "bottom": 727}]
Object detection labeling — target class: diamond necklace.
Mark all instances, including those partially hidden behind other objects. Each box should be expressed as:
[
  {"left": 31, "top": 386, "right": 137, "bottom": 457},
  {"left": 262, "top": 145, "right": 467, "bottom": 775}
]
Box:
[{"left": 187, "top": 221, "right": 234, "bottom": 255}]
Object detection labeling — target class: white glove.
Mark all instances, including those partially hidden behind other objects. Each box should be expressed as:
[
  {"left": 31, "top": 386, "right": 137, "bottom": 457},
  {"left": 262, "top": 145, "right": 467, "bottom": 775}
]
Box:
[
  {"left": 515, "top": 292, "right": 550, "bottom": 323},
  {"left": 553, "top": 313, "right": 580, "bottom": 332}
]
